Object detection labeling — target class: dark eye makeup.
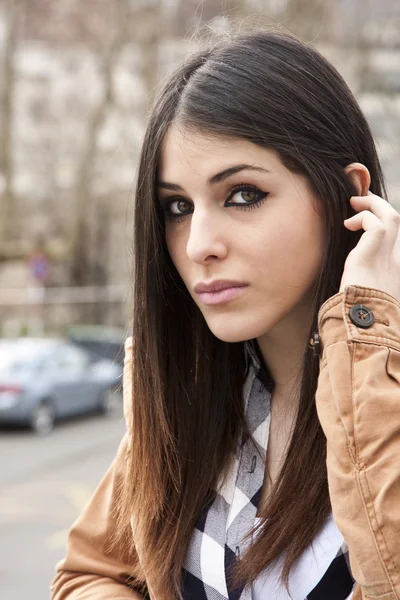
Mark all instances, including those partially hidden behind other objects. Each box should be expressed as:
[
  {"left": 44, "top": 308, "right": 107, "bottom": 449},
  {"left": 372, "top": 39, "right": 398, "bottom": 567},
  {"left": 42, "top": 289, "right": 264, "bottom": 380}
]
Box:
[{"left": 160, "top": 183, "right": 269, "bottom": 224}]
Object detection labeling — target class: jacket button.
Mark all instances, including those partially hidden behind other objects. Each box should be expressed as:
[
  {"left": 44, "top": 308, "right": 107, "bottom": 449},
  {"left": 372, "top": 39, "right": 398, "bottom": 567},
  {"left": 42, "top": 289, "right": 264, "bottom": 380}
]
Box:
[{"left": 349, "top": 304, "right": 375, "bottom": 328}]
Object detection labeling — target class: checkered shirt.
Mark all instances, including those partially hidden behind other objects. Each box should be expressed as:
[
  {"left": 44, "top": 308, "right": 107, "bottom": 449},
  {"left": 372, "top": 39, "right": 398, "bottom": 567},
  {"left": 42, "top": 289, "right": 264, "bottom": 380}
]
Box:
[{"left": 182, "top": 341, "right": 354, "bottom": 600}]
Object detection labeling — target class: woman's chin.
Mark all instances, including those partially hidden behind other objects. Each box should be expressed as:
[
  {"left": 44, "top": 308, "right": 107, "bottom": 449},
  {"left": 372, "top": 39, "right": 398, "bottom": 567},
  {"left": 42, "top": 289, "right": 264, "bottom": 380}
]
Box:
[{"left": 205, "top": 315, "right": 270, "bottom": 344}]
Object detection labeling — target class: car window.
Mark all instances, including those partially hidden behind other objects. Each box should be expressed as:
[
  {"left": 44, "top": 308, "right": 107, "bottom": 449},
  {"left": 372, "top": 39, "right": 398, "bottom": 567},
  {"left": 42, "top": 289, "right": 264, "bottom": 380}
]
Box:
[
  {"left": 0, "top": 344, "right": 40, "bottom": 375},
  {"left": 0, "top": 356, "right": 38, "bottom": 374},
  {"left": 58, "top": 345, "right": 90, "bottom": 372},
  {"left": 42, "top": 345, "right": 90, "bottom": 374}
]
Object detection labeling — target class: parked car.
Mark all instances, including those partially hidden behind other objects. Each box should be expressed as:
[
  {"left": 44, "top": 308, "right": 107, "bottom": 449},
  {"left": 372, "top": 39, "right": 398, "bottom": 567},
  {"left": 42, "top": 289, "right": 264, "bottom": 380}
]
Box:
[
  {"left": 66, "top": 325, "right": 126, "bottom": 367},
  {"left": 0, "top": 337, "right": 123, "bottom": 435}
]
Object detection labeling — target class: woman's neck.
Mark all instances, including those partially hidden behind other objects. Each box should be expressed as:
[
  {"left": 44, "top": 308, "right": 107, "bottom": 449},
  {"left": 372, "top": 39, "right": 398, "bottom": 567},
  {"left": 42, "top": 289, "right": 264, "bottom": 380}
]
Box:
[{"left": 255, "top": 294, "right": 314, "bottom": 393}]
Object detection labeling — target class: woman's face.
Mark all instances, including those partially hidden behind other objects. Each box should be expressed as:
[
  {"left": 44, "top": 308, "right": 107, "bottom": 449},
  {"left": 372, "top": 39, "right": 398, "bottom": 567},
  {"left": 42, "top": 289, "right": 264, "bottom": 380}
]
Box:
[{"left": 157, "top": 125, "right": 325, "bottom": 343}]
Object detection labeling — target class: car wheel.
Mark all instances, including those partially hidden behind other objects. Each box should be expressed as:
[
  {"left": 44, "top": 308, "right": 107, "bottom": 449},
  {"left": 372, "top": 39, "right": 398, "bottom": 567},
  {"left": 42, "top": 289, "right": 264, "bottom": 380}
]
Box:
[
  {"left": 98, "top": 388, "right": 122, "bottom": 417},
  {"left": 31, "top": 401, "right": 55, "bottom": 435}
]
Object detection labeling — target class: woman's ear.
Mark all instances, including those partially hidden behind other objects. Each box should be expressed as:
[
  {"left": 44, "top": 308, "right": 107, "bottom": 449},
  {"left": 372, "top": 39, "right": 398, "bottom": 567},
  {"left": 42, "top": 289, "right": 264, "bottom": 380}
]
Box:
[{"left": 344, "top": 162, "right": 371, "bottom": 196}]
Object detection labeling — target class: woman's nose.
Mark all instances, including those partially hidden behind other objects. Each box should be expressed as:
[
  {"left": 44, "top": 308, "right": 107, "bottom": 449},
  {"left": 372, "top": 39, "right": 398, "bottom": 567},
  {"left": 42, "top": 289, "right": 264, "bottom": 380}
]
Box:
[{"left": 186, "top": 208, "right": 228, "bottom": 264}]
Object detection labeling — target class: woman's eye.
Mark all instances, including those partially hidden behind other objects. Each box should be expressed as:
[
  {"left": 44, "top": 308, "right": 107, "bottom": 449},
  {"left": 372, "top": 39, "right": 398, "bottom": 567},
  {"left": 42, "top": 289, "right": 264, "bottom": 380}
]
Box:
[
  {"left": 163, "top": 198, "right": 193, "bottom": 223},
  {"left": 169, "top": 199, "right": 192, "bottom": 215},
  {"left": 227, "top": 185, "right": 268, "bottom": 206},
  {"left": 163, "top": 185, "right": 268, "bottom": 223}
]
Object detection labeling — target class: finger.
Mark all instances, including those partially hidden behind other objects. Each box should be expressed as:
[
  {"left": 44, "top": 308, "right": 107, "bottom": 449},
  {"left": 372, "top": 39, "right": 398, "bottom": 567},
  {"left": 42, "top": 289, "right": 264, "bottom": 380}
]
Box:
[
  {"left": 350, "top": 193, "right": 399, "bottom": 228},
  {"left": 344, "top": 210, "right": 385, "bottom": 232},
  {"left": 350, "top": 195, "right": 400, "bottom": 247},
  {"left": 344, "top": 210, "right": 387, "bottom": 256}
]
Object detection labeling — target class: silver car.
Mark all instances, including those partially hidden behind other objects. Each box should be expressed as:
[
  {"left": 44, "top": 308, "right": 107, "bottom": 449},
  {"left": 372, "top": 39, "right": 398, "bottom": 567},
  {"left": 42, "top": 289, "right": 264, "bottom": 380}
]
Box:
[{"left": 0, "top": 337, "right": 123, "bottom": 434}]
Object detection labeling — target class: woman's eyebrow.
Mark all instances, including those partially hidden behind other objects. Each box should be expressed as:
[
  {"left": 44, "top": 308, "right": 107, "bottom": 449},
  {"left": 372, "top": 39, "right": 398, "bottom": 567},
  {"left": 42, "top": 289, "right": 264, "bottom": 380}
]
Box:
[
  {"left": 209, "top": 164, "right": 270, "bottom": 184},
  {"left": 158, "top": 164, "right": 270, "bottom": 191}
]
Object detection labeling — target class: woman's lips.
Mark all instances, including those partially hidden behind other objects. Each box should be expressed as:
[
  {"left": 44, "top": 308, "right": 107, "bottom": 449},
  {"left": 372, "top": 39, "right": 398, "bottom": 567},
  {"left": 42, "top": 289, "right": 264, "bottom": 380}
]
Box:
[{"left": 197, "top": 285, "right": 248, "bottom": 305}]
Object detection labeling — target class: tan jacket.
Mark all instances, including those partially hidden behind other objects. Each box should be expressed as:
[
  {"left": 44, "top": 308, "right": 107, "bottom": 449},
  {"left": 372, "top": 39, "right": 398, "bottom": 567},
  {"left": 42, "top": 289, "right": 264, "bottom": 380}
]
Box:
[{"left": 50, "top": 286, "right": 400, "bottom": 599}]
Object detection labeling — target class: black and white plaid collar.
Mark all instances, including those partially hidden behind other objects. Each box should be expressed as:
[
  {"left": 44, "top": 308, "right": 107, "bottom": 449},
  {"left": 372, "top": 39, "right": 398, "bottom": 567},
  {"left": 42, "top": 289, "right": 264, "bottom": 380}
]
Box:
[{"left": 182, "top": 341, "right": 354, "bottom": 600}]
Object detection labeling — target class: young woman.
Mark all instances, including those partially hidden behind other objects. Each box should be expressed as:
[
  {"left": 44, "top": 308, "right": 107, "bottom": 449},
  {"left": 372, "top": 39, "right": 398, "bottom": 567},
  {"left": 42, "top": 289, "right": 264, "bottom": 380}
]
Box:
[{"left": 51, "top": 30, "right": 400, "bottom": 600}]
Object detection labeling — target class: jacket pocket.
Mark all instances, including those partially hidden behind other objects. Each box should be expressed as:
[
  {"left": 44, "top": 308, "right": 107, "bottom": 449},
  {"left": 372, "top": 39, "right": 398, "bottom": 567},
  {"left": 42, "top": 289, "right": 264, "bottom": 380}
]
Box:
[
  {"left": 365, "top": 594, "right": 397, "bottom": 599},
  {"left": 352, "top": 583, "right": 397, "bottom": 599},
  {"left": 386, "top": 347, "right": 400, "bottom": 385}
]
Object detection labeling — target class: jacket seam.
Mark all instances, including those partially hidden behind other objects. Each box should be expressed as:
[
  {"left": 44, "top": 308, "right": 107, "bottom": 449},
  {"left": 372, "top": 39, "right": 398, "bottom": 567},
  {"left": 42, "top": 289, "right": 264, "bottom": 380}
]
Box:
[
  {"left": 347, "top": 336, "right": 400, "bottom": 350},
  {"left": 365, "top": 594, "right": 397, "bottom": 599},
  {"left": 350, "top": 342, "right": 359, "bottom": 465},
  {"left": 357, "top": 466, "right": 399, "bottom": 597},
  {"left": 324, "top": 341, "right": 356, "bottom": 464},
  {"left": 350, "top": 341, "right": 399, "bottom": 597},
  {"left": 323, "top": 338, "right": 400, "bottom": 355}
]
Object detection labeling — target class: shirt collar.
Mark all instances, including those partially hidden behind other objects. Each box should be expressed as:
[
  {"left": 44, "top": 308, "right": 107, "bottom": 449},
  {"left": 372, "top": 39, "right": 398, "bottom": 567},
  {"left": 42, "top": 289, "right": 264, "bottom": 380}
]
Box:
[
  {"left": 244, "top": 339, "right": 275, "bottom": 394},
  {"left": 244, "top": 339, "right": 261, "bottom": 371}
]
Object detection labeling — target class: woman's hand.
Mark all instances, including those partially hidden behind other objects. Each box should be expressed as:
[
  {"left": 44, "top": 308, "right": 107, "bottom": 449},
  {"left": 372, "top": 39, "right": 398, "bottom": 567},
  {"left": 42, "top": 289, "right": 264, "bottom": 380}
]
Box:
[{"left": 339, "top": 192, "right": 400, "bottom": 303}]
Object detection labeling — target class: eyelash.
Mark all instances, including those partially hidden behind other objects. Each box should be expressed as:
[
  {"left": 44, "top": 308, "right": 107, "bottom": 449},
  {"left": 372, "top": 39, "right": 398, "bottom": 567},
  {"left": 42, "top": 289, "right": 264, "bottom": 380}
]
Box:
[{"left": 163, "top": 184, "right": 269, "bottom": 224}]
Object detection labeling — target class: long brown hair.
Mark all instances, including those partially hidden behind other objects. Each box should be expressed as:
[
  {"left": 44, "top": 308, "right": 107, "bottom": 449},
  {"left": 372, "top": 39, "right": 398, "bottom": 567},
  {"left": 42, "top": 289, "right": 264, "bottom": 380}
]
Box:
[{"left": 117, "top": 30, "right": 387, "bottom": 598}]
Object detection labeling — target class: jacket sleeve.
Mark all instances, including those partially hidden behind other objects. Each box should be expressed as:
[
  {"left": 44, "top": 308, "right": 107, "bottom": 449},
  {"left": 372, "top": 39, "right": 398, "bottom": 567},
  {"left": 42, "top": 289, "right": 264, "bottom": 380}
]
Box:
[
  {"left": 51, "top": 337, "right": 145, "bottom": 599},
  {"left": 316, "top": 285, "right": 400, "bottom": 600}
]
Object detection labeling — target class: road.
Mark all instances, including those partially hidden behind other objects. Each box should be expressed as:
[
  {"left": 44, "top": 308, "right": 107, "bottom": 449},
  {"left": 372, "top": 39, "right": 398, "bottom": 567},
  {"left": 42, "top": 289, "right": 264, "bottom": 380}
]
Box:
[{"left": 0, "top": 412, "right": 127, "bottom": 600}]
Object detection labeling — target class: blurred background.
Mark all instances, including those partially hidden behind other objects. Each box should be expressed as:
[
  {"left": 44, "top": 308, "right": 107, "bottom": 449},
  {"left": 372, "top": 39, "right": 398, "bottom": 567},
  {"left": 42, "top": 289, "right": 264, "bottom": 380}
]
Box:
[{"left": 0, "top": 1, "right": 399, "bottom": 598}]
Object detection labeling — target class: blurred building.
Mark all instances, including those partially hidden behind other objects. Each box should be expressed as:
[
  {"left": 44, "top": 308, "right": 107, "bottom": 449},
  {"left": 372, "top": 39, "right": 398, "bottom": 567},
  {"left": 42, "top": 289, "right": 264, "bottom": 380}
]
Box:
[{"left": 0, "top": 0, "right": 399, "bottom": 333}]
